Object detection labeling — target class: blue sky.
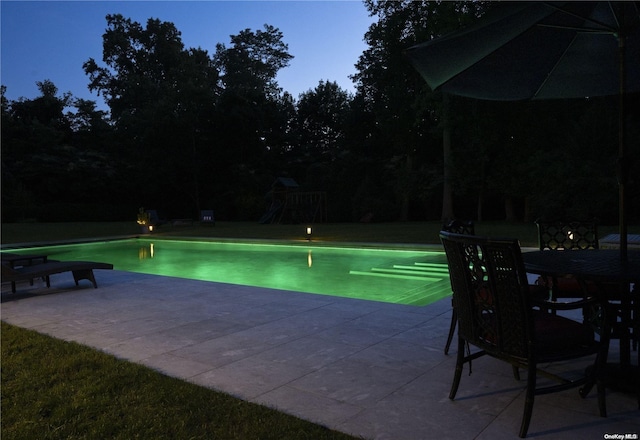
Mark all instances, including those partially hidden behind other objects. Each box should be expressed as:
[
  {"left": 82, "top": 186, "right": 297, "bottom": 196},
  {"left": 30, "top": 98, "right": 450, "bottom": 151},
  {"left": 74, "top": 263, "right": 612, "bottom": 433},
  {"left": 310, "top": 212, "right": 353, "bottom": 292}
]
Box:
[{"left": 1, "top": 1, "right": 374, "bottom": 109}]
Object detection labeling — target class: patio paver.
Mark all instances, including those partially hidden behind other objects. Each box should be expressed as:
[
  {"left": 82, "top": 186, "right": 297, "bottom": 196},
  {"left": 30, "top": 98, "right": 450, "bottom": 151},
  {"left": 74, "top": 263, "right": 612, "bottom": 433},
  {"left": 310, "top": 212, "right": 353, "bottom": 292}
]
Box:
[{"left": 2, "top": 270, "right": 638, "bottom": 439}]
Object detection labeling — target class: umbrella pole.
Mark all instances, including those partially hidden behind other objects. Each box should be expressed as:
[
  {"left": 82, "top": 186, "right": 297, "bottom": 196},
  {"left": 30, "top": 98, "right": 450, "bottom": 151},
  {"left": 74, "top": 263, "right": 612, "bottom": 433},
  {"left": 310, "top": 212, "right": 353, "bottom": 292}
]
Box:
[{"left": 618, "top": 33, "right": 628, "bottom": 261}]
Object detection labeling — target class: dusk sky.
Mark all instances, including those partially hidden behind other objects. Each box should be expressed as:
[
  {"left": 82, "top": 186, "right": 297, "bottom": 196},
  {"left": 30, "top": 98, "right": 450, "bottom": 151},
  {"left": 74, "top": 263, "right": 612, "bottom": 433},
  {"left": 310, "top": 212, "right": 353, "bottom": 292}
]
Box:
[{"left": 1, "top": 1, "right": 375, "bottom": 110}]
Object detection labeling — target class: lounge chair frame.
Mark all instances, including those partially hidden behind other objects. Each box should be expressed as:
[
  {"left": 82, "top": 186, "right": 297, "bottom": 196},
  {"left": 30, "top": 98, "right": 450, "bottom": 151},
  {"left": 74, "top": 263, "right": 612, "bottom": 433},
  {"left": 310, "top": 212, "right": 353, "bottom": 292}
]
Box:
[{"left": 2, "top": 261, "right": 113, "bottom": 293}]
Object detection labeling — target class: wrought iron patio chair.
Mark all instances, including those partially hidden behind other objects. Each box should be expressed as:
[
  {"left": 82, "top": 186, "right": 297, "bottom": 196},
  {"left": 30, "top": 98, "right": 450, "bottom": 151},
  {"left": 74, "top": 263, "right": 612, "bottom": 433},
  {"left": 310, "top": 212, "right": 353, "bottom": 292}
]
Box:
[
  {"left": 536, "top": 218, "right": 637, "bottom": 356},
  {"left": 440, "top": 231, "right": 608, "bottom": 438},
  {"left": 441, "top": 219, "right": 475, "bottom": 355},
  {"left": 536, "top": 218, "right": 599, "bottom": 252},
  {"left": 535, "top": 218, "right": 600, "bottom": 297}
]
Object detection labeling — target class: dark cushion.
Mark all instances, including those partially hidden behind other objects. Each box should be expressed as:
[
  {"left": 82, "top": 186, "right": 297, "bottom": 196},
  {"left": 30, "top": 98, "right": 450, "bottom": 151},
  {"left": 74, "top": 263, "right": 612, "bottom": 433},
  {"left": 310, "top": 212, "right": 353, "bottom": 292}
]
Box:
[
  {"left": 533, "top": 310, "right": 595, "bottom": 357},
  {"left": 535, "top": 275, "right": 620, "bottom": 298}
]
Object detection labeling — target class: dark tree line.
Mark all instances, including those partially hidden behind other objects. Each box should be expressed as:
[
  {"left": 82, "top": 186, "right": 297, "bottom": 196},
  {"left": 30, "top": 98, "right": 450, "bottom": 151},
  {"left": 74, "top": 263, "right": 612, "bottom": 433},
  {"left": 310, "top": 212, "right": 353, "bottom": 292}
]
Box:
[{"left": 2, "top": 2, "right": 638, "bottom": 225}]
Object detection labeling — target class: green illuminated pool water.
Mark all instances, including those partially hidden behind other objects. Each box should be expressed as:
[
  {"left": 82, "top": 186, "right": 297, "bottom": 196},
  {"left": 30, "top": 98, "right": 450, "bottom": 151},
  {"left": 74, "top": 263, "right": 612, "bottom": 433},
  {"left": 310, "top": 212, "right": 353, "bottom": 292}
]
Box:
[{"left": 5, "top": 239, "right": 451, "bottom": 306}]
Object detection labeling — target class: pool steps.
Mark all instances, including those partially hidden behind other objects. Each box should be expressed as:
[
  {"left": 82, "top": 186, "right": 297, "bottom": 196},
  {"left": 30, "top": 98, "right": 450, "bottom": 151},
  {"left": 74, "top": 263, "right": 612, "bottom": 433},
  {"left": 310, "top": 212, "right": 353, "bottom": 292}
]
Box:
[
  {"left": 348, "top": 270, "right": 441, "bottom": 282},
  {"left": 349, "top": 261, "right": 451, "bottom": 306},
  {"left": 349, "top": 261, "right": 448, "bottom": 281},
  {"left": 347, "top": 260, "right": 452, "bottom": 306}
]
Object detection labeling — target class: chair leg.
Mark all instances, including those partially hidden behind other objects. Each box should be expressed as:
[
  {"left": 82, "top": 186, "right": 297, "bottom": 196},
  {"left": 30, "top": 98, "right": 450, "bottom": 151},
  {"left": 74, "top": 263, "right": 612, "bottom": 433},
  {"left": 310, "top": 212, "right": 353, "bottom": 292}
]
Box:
[
  {"left": 449, "top": 338, "right": 465, "bottom": 400},
  {"left": 587, "top": 347, "right": 608, "bottom": 416},
  {"left": 444, "top": 308, "right": 457, "bottom": 355},
  {"left": 512, "top": 365, "right": 521, "bottom": 381},
  {"left": 519, "top": 364, "right": 537, "bottom": 438},
  {"left": 589, "top": 318, "right": 610, "bottom": 415},
  {"left": 72, "top": 269, "right": 97, "bottom": 288},
  {"left": 597, "top": 377, "right": 608, "bottom": 417}
]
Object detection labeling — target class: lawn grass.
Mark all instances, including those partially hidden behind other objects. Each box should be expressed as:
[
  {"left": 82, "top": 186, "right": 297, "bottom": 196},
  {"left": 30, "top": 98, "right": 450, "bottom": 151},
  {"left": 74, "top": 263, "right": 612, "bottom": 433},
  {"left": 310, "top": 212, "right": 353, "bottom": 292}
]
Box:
[
  {"left": 1, "top": 322, "right": 359, "bottom": 440},
  {"left": 2, "top": 220, "right": 633, "bottom": 248}
]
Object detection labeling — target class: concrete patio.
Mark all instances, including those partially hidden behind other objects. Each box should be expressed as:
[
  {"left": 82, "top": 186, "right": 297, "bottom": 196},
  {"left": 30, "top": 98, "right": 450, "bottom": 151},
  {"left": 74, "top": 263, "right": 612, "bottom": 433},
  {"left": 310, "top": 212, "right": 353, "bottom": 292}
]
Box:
[{"left": 1, "top": 270, "right": 638, "bottom": 439}]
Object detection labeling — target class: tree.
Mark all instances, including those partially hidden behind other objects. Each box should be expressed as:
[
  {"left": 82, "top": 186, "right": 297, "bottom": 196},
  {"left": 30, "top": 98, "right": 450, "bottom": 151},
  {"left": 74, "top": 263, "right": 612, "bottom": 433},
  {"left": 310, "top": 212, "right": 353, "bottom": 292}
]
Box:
[
  {"left": 83, "top": 16, "right": 296, "bottom": 219},
  {"left": 212, "top": 25, "right": 294, "bottom": 218},
  {"left": 10, "top": 80, "right": 72, "bottom": 133},
  {"left": 295, "top": 80, "right": 351, "bottom": 162},
  {"left": 84, "top": 14, "right": 220, "bottom": 215},
  {"left": 68, "top": 98, "right": 110, "bottom": 133},
  {"left": 213, "top": 25, "right": 294, "bottom": 163},
  {"left": 214, "top": 25, "right": 293, "bottom": 99},
  {"left": 3, "top": 80, "right": 72, "bottom": 176},
  {"left": 352, "top": 1, "right": 485, "bottom": 220},
  {"left": 84, "top": 15, "right": 186, "bottom": 121},
  {"left": 1, "top": 80, "right": 119, "bottom": 221}
]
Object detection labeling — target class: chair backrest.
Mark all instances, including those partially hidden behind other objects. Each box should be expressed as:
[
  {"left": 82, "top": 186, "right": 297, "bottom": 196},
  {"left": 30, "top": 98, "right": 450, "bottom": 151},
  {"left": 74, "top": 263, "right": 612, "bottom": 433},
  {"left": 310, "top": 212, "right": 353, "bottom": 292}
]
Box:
[
  {"left": 535, "top": 219, "right": 599, "bottom": 250},
  {"left": 441, "top": 219, "right": 475, "bottom": 235},
  {"left": 440, "top": 231, "right": 533, "bottom": 359}
]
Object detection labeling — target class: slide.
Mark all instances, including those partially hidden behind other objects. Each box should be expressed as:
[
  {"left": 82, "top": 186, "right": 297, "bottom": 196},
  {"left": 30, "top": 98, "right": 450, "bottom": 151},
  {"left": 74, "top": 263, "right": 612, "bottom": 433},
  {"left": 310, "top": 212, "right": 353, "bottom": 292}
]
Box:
[{"left": 259, "top": 200, "right": 283, "bottom": 224}]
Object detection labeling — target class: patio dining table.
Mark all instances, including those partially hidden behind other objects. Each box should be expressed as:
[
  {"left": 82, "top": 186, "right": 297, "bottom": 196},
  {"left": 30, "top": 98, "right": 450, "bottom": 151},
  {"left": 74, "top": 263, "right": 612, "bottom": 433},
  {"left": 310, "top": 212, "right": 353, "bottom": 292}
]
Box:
[
  {"left": 523, "top": 249, "right": 639, "bottom": 362},
  {"left": 523, "top": 249, "right": 640, "bottom": 282},
  {"left": 522, "top": 249, "right": 640, "bottom": 376},
  {"left": 523, "top": 249, "right": 640, "bottom": 397}
]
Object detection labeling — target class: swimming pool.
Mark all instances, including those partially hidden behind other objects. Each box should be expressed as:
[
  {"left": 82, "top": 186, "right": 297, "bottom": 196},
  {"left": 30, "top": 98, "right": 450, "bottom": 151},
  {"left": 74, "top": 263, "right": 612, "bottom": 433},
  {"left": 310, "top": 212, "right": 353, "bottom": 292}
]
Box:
[{"left": 4, "top": 239, "right": 452, "bottom": 306}]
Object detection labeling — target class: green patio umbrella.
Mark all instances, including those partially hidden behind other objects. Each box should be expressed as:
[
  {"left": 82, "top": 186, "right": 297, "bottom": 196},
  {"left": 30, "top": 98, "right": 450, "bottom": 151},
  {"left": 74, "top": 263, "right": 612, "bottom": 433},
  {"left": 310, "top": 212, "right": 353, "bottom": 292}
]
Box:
[{"left": 406, "top": 1, "right": 640, "bottom": 259}]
